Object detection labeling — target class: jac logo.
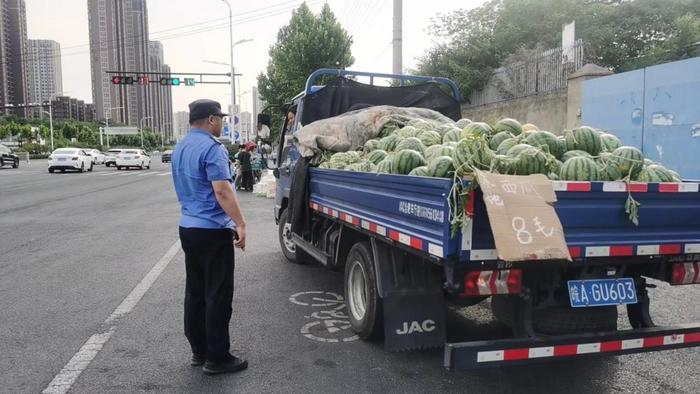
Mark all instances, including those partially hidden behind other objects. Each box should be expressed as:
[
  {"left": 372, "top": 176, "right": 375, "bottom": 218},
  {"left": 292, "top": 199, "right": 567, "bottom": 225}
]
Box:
[{"left": 395, "top": 319, "right": 436, "bottom": 335}]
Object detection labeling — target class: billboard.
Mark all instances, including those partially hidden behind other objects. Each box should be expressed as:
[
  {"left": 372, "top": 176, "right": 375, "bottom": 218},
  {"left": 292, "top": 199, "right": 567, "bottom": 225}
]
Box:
[{"left": 103, "top": 126, "right": 139, "bottom": 135}]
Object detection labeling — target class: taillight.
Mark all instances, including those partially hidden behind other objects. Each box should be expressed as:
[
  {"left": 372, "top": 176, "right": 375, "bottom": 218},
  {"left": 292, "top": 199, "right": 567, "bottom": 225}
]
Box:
[
  {"left": 462, "top": 269, "right": 522, "bottom": 296},
  {"left": 134, "top": 155, "right": 140, "bottom": 159},
  {"left": 71, "top": 157, "right": 78, "bottom": 161},
  {"left": 671, "top": 262, "right": 700, "bottom": 285}
]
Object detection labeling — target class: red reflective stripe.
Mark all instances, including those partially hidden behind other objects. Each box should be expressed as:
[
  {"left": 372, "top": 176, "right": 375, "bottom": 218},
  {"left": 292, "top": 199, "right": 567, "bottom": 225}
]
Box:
[
  {"left": 410, "top": 237, "right": 423, "bottom": 250},
  {"left": 627, "top": 183, "right": 648, "bottom": 193},
  {"left": 610, "top": 246, "right": 634, "bottom": 256},
  {"left": 369, "top": 223, "right": 377, "bottom": 233},
  {"left": 685, "top": 332, "right": 700, "bottom": 343},
  {"left": 389, "top": 230, "right": 400, "bottom": 241},
  {"left": 567, "top": 182, "right": 591, "bottom": 192},
  {"left": 600, "top": 340, "right": 622, "bottom": 353},
  {"left": 465, "top": 191, "right": 475, "bottom": 217},
  {"left": 643, "top": 336, "right": 664, "bottom": 348},
  {"left": 352, "top": 216, "right": 360, "bottom": 226},
  {"left": 503, "top": 348, "right": 529, "bottom": 361},
  {"left": 553, "top": 344, "right": 578, "bottom": 357},
  {"left": 659, "top": 183, "right": 680, "bottom": 192},
  {"left": 488, "top": 271, "right": 498, "bottom": 295},
  {"left": 659, "top": 244, "right": 681, "bottom": 255},
  {"left": 569, "top": 246, "right": 581, "bottom": 258},
  {"left": 506, "top": 269, "right": 522, "bottom": 294},
  {"left": 694, "top": 263, "right": 700, "bottom": 283}
]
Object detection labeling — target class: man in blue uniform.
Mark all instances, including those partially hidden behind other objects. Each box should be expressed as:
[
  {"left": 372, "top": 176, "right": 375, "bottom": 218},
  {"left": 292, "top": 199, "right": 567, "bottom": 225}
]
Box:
[{"left": 172, "top": 99, "right": 248, "bottom": 375}]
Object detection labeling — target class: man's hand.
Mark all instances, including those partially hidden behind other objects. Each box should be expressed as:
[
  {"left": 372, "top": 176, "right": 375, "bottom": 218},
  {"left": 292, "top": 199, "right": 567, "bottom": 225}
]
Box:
[{"left": 234, "top": 224, "right": 246, "bottom": 250}]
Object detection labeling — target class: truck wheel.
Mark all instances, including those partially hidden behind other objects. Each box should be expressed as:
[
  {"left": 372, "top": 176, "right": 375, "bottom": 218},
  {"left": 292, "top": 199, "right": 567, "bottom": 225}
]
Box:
[
  {"left": 344, "top": 241, "right": 383, "bottom": 340},
  {"left": 278, "top": 209, "right": 306, "bottom": 264},
  {"left": 12, "top": 159, "right": 19, "bottom": 168},
  {"left": 491, "top": 296, "right": 617, "bottom": 335}
]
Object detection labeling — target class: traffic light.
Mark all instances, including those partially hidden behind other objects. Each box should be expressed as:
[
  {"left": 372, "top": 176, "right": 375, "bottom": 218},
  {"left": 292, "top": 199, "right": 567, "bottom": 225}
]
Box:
[
  {"left": 160, "top": 77, "right": 180, "bottom": 86},
  {"left": 111, "top": 76, "right": 134, "bottom": 85}
]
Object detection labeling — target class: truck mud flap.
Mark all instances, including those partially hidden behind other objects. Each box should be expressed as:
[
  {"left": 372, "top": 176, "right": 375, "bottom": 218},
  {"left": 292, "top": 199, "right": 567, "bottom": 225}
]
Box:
[
  {"left": 444, "top": 323, "right": 700, "bottom": 371},
  {"left": 371, "top": 238, "right": 446, "bottom": 351}
]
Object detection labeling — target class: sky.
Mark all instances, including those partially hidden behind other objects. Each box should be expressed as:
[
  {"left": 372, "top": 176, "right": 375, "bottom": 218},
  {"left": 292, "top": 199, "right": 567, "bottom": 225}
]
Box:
[{"left": 25, "top": 0, "right": 485, "bottom": 114}]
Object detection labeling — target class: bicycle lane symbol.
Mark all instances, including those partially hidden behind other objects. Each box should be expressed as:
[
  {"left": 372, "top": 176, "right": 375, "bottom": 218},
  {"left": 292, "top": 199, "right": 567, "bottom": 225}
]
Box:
[{"left": 289, "top": 291, "right": 359, "bottom": 343}]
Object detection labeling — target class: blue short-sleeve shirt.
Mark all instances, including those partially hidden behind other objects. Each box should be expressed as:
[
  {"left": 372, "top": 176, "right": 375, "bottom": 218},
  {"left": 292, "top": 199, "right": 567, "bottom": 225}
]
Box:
[{"left": 172, "top": 128, "right": 236, "bottom": 229}]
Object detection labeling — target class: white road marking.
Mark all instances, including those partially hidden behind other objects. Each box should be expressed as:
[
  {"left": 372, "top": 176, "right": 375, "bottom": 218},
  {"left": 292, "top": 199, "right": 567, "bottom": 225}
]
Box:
[
  {"left": 157, "top": 172, "right": 171, "bottom": 176},
  {"left": 137, "top": 172, "right": 155, "bottom": 176},
  {"left": 42, "top": 240, "right": 181, "bottom": 394}
]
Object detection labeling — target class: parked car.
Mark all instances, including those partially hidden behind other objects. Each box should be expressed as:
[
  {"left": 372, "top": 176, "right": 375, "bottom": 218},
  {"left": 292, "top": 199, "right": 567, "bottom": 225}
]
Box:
[
  {"left": 0, "top": 143, "right": 19, "bottom": 168},
  {"left": 48, "top": 148, "right": 94, "bottom": 173},
  {"left": 161, "top": 150, "right": 173, "bottom": 163},
  {"left": 104, "top": 148, "right": 123, "bottom": 167},
  {"left": 87, "top": 149, "right": 106, "bottom": 164},
  {"left": 116, "top": 149, "right": 151, "bottom": 170}
]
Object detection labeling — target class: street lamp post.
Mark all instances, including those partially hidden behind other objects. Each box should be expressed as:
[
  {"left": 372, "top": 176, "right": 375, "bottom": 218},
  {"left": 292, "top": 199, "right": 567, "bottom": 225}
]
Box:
[
  {"left": 139, "top": 116, "right": 152, "bottom": 148},
  {"left": 160, "top": 122, "right": 171, "bottom": 149},
  {"left": 222, "top": 0, "right": 235, "bottom": 121},
  {"left": 41, "top": 104, "right": 54, "bottom": 151}
]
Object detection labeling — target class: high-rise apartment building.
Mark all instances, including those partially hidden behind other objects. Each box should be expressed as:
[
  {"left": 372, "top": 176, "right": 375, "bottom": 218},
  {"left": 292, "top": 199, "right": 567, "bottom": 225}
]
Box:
[
  {"left": 0, "top": 0, "right": 30, "bottom": 117},
  {"left": 27, "top": 39, "right": 63, "bottom": 105},
  {"left": 173, "top": 110, "right": 189, "bottom": 142}
]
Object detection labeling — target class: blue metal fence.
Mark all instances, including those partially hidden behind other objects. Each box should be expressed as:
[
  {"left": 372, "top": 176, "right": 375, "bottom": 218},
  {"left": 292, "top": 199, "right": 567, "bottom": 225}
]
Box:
[{"left": 582, "top": 57, "right": 700, "bottom": 179}]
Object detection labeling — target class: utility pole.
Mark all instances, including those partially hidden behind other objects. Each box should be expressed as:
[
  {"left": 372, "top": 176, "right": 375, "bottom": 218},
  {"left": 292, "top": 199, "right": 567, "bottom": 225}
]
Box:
[{"left": 392, "top": 0, "right": 403, "bottom": 75}]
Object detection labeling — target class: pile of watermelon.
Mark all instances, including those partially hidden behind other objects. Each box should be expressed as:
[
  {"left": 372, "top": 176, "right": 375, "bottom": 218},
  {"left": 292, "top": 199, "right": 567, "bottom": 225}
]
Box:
[{"left": 318, "top": 117, "right": 682, "bottom": 183}]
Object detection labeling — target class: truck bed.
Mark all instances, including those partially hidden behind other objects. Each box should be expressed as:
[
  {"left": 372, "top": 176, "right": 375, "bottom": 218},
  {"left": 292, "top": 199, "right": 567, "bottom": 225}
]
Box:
[{"left": 307, "top": 168, "right": 700, "bottom": 263}]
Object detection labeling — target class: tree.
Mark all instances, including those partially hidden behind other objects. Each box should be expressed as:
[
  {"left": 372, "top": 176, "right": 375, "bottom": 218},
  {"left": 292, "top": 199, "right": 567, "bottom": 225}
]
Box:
[
  {"left": 416, "top": 0, "right": 700, "bottom": 100},
  {"left": 257, "top": 3, "right": 354, "bottom": 139}
]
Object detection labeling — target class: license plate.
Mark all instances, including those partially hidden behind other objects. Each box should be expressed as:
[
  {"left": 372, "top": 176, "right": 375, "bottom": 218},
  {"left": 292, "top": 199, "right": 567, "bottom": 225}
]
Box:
[
  {"left": 58, "top": 158, "right": 66, "bottom": 161},
  {"left": 567, "top": 278, "right": 637, "bottom": 308}
]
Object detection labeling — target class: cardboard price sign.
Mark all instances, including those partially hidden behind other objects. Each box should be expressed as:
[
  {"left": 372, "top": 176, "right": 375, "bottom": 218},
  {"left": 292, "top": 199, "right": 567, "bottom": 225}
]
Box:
[{"left": 475, "top": 170, "right": 571, "bottom": 262}]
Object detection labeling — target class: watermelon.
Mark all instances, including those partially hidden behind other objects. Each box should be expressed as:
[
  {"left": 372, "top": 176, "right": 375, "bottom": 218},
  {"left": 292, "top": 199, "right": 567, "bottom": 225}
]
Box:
[
  {"left": 510, "top": 146, "right": 548, "bottom": 175},
  {"left": 417, "top": 130, "right": 443, "bottom": 147},
  {"left": 525, "top": 131, "right": 564, "bottom": 158},
  {"left": 489, "top": 131, "right": 514, "bottom": 150},
  {"left": 363, "top": 139, "right": 381, "bottom": 153},
  {"left": 437, "top": 124, "right": 461, "bottom": 137},
  {"left": 397, "top": 126, "right": 421, "bottom": 138},
  {"left": 408, "top": 166, "right": 431, "bottom": 177},
  {"left": 559, "top": 156, "right": 601, "bottom": 181},
  {"left": 462, "top": 122, "right": 493, "bottom": 139},
  {"left": 496, "top": 138, "right": 520, "bottom": 155},
  {"left": 611, "top": 146, "right": 644, "bottom": 178},
  {"left": 442, "top": 128, "right": 462, "bottom": 144},
  {"left": 551, "top": 159, "right": 563, "bottom": 175},
  {"left": 490, "top": 154, "right": 514, "bottom": 174},
  {"left": 600, "top": 133, "right": 622, "bottom": 152},
  {"left": 346, "top": 161, "right": 377, "bottom": 173},
  {"left": 376, "top": 157, "right": 393, "bottom": 173},
  {"left": 453, "top": 137, "right": 494, "bottom": 170},
  {"left": 379, "top": 121, "right": 401, "bottom": 137},
  {"left": 561, "top": 150, "right": 593, "bottom": 162},
  {"left": 425, "top": 144, "right": 455, "bottom": 161},
  {"left": 637, "top": 164, "right": 676, "bottom": 182},
  {"left": 407, "top": 118, "right": 434, "bottom": 131},
  {"left": 494, "top": 118, "right": 523, "bottom": 135},
  {"left": 428, "top": 156, "right": 455, "bottom": 178},
  {"left": 366, "top": 149, "right": 388, "bottom": 165},
  {"left": 564, "top": 126, "right": 603, "bottom": 155},
  {"left": 643, "top": 158, "right": 656, "bottom": 166},
  {"left": 380, "top": 134, "right": 402, "bottom": 152},
  {"left": 328, "top": 151, "right": 361, "bottom": 169},
  {"left": 455, "top": 118, "right": 472, "bottom": 129},
  {"left": 522, "top": 123, "right": 539, "bottom": 132},
  {"left": 393, "top": 149, "right": 426, "bottom": 175},
  {"left": 395, "top": 137, "right": 426, "bottom": 155},
  {"left": 668, "top": 169, "right": 682, "bottom": 182}
]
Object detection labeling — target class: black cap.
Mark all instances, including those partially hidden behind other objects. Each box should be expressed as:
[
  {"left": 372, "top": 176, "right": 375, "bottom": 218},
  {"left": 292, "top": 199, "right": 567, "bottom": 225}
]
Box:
[{"left": 189, "top": 99, "right": 228, "bottom": 122}]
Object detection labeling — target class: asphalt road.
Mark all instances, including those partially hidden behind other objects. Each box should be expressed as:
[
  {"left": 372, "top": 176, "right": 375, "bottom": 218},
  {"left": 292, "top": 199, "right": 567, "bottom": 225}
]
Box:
[{"left": 1, "top": 159, "right": 698, "bottom": 393}]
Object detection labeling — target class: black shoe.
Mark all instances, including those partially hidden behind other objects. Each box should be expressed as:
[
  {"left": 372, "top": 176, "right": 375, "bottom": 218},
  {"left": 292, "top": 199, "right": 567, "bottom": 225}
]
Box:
[
  {"left": 191, "top": 353, "right": 206, "bottom": 367},
  {"left": 202, "top": 355, "right": 248, "bottom": 375}
]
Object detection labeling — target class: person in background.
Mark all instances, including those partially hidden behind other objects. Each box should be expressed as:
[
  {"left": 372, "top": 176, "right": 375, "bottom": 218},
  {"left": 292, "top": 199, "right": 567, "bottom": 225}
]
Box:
[
  {"left": 171, "top": 99, "right": 248, "bottom": 375},
  {"left": 238, "top": 145, "right": 254, "bottom": 192}
]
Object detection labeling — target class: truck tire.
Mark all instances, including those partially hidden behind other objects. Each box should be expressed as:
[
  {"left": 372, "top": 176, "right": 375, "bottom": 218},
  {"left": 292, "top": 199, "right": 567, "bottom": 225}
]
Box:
[
  {"left": 491, "top": 296, "right": 617, "bottom": 335},
  {"left": 344, "top": 241, "right": 383, "bottom": 340},
  {"left": 278, "top": 209, "right": 306, "bottom": 264}
]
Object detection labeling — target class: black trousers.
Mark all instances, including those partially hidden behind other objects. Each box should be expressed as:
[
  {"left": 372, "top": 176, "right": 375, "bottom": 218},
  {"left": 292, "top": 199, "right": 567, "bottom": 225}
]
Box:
[
  {"left": 179, "top": 227, "right": 235, "bottom": 362},
  {"left": 241, "top": 170, "right": 254, "bottom": 191}
]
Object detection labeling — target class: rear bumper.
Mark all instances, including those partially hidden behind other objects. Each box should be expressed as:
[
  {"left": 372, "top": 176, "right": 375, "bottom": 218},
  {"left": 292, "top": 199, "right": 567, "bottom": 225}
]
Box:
[
  {"left": 48, "top": 162, "right": 81, "bottom": 169},
  {"left": 444, "top": 323, "right": 700, "bottom": 371},
  {"left": 116, "top": 159, "right": 144, "bottom": 166}
]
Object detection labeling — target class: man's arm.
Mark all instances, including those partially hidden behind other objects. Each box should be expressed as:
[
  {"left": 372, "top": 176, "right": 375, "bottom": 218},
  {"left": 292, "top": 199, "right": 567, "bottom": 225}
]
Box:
[{"left": 212, "top": 181, "right": 246, "bottom": 249}]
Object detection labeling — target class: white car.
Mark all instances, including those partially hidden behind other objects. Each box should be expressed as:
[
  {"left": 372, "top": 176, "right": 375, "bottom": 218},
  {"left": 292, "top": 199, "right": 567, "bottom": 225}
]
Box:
[
  {"left": 87, "top": 149, "right": 106, "bottom": 164},
  {"left": 116, "top": 149, "right": 151, "bottom": 170},
  {"left": 48, "top": 148, "right": 94, "bottom": 173},
  {"left": 104, "top": 148, "right": 123, "bottom": 167}
]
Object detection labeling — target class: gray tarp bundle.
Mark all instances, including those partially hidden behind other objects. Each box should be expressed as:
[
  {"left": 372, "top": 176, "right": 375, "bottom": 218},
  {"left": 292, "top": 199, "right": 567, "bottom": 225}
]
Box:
[{"left": 294, "top": 105, "right": 455, "bottom": 158}]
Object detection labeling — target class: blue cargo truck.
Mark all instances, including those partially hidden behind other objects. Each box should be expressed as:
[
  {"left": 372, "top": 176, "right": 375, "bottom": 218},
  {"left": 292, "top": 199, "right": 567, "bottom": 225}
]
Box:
[{"left": 271, "top": 69, "right": 700, "bottom": 370}]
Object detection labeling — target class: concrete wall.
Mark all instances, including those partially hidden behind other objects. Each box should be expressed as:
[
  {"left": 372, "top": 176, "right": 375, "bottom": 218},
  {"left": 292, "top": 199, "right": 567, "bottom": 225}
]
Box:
[{"left": 462, "top": 91, "right": 568, "bottom": 133}]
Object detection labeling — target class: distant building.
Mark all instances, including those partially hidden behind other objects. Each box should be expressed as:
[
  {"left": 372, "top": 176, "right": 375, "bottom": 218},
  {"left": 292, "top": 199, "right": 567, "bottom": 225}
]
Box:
[
  {"left": 0, "top": 0, "right": 31, "bottom": 117},
  {"left": 27, "top": 39, "right": 63, "bottom": 105},
  {"left": 240, "top": 111, "right": 252, "bottom": 141},
  {"left": 50, "top": 95, "right": 94, "bottom": 122},
  {"left": 252, "top": 86, "right": 265, "bottom": 127},
  {"left": 173, "top": 111, "right": 189, "bottom": 141},
  {"left": 85, "top": 103, "right": 96, "bottom": 122}
]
